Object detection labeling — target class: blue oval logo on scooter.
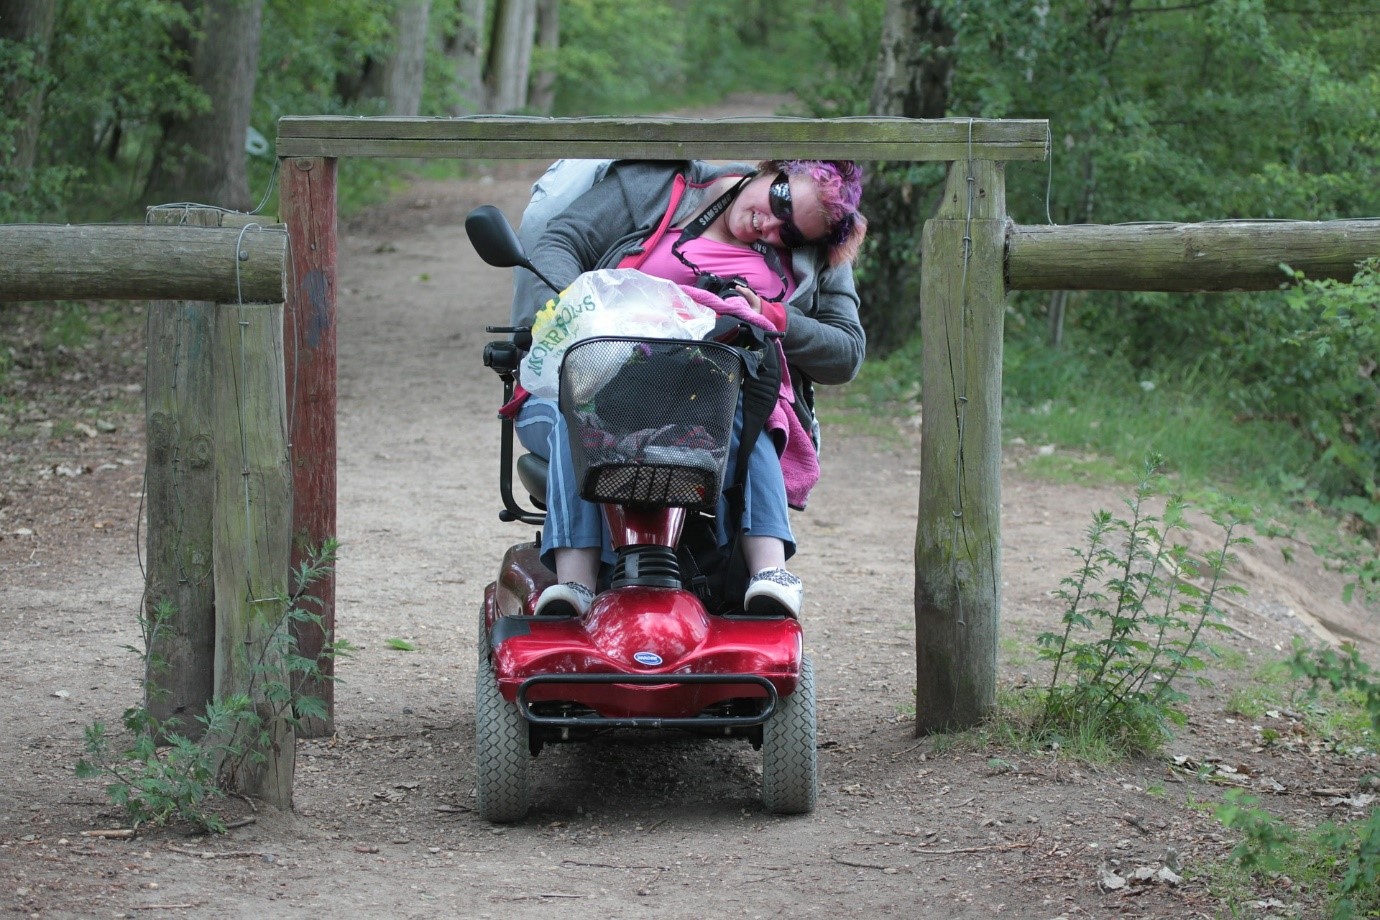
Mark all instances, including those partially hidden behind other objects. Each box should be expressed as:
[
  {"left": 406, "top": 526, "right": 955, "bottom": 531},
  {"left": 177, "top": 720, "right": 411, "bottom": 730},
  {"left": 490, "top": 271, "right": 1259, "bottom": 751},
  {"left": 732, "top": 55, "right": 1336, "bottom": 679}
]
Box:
[{"left": 632, "top": 651, "right": 663, "bottom": 667}]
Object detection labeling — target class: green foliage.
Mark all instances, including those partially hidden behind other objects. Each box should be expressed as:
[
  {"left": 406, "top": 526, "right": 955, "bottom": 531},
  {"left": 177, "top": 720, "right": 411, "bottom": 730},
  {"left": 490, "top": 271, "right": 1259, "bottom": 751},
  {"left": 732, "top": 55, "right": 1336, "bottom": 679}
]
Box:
[
  {"left": 1291, "top": 643, "right": 1380, "bottom": 739},
  {"left": 76, "top": 700, "right": 236, "bottom": 834},
  {"left": 770, "top": 0, "right": 887, "bottom": 118},
  {"left": 0, "top": 28, "right": 72, "bottom": 221},
  {"left": 38, "top": 0, "right": 205, "bottom": 220},
  {"left": 811, "top": 0, "right": 1380, "bottom": 523},
  {"left": 4, "top": 0, "right": 413, "bottom": 221},
  {"left": 1029, "top": 457, "right": 1246, "bottom": 756},
  {"left": 545, "top": 0, "right": 882, "bottom": 117},
  {"left": 1217, "top": 789, "right": 1297, "bottom": 876},
  {"left": 76, "top": 540, "right": 345, "bottom": 832},
  {"left": 1215, "top": 642, "right": 1380, "bottom": 919},
  {"left": 1274, "top": 260, "right": 1380, "bottom": 515},
  {"left": 948, "top": 0, "right": 1380, "bottom": 226},
  {"left": 550, "top": 0, "right": 688, "bottom": 115}
]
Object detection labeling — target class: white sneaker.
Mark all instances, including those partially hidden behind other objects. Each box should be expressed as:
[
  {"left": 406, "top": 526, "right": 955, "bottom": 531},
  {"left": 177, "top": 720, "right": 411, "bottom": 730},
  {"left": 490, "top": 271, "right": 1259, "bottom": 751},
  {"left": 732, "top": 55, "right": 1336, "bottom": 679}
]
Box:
[
  {"left": 743, "top": 568, "right": 803, "bottom": 618},
  {"left": 535, "top": 582, "right": 595, "bottom": 617}
]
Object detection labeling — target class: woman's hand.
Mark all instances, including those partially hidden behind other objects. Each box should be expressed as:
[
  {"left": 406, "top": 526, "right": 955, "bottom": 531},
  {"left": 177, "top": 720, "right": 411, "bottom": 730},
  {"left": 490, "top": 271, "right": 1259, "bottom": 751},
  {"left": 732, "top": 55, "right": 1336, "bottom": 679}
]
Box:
[{"left": 731, "top": 284, "right": 763, "bottom": 314}]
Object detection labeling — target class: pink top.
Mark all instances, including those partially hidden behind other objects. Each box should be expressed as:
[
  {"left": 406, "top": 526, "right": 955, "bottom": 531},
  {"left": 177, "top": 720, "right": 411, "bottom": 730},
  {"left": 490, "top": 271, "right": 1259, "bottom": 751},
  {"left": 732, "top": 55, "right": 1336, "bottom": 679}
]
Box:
[{"left": 638, "top": 233, "right": 798, "bottom": 305}]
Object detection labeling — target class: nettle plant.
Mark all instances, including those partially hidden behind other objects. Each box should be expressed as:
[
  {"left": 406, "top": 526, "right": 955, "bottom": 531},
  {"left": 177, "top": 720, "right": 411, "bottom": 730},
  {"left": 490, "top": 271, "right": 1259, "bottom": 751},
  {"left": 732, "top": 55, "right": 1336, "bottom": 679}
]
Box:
[
  {"left": 77, "top": 540, "right": 346, "bottom": 833},
  {"left": 1033, "top": 458, "right": 1249, "bottom": 756}
]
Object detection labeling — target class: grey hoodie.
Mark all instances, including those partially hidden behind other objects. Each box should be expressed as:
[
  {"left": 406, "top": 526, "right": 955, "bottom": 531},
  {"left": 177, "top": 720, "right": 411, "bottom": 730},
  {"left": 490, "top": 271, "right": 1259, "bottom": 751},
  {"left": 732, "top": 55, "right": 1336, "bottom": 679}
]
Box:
[{"left": 523, "top": 159, "right": 866, "bottom": 388}]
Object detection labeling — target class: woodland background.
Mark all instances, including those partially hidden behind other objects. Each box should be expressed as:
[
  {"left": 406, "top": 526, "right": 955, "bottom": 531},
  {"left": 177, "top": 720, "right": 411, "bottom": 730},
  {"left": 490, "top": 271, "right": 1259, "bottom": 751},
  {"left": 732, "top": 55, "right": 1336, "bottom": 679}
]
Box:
[{"left": 2, "top": 0, "right": 1378, "bottom": 588}]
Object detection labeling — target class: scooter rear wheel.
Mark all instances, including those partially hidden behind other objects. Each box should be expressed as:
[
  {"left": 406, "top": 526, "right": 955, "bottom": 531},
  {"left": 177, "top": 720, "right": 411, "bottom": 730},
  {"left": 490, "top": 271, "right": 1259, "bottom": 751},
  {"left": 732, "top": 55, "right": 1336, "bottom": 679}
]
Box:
[
  {"left": 475, "top": 644, "right": 531, "bottom": 822},
  {"left": 761, "top": 654, "right": 818, "bottom": 815}
]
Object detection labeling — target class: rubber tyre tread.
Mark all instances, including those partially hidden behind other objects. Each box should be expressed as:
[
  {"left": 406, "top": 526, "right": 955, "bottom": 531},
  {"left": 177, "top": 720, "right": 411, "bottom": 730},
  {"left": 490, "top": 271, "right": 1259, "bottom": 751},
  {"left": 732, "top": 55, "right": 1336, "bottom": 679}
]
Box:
[
  {"left": 761, "top": 654, "right": 818, "bottom": 814},
  {"left": 475, "top": 647, "right": 531, "bottom": 822}
]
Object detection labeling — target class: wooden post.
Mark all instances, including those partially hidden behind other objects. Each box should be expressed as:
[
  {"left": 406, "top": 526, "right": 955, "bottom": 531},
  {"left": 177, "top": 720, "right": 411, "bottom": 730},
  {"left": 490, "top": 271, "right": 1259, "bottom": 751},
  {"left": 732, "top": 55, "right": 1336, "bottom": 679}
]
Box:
[
  {"left": 143, "top": 208, "right": 219, "bottom": 738},
  {"left": 914, "top": 159, "right": 1006, "bottom": 733},
  {"left": 212, "top": 300, "right": 295, "bottom": 809},
  {"left": 279, "top": 156, "right": 339, "bottom": 736}
]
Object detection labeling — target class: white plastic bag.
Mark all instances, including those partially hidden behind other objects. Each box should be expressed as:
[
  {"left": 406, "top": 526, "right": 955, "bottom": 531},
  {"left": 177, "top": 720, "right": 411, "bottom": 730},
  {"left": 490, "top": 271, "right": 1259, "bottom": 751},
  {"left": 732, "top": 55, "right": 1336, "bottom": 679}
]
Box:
[{"left": 519, "top": 269, "right": 716, "bottom": 398}]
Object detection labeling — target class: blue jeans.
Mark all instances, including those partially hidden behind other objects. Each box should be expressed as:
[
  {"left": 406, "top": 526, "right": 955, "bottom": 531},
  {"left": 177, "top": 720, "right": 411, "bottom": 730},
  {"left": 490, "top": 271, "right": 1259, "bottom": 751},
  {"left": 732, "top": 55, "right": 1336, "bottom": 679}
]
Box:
[{"left": 515, "top": 397, "right": 796, "bottom": 573}]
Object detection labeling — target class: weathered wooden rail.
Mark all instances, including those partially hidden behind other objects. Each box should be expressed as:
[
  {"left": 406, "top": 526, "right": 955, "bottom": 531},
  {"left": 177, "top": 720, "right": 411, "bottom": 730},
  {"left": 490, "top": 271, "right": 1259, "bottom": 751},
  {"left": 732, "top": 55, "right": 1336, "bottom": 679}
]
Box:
[
  {"left": 0, "top": 222, "right": 285, "bottom": 303},
  {"left": 6, "top": 115, "right": 1376, "bottom": 809},
  {"left": 1006, "top": 219, "right": 1380, "bottom": 291}
]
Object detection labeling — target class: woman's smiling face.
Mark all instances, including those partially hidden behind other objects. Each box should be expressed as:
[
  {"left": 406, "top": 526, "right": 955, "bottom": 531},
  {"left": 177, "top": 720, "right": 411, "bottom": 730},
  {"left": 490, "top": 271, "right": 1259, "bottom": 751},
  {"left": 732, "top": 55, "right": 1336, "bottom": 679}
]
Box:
[{"left": 726, "top": 171, "right": 830, "bottom": 249}]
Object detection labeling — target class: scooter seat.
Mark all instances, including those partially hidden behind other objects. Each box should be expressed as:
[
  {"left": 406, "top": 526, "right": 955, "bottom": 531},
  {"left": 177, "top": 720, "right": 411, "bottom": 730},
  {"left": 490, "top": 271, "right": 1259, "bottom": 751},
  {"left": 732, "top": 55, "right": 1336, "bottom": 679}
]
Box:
[{"left": 516, "top": 453, "right": 548, "bottom": 509}]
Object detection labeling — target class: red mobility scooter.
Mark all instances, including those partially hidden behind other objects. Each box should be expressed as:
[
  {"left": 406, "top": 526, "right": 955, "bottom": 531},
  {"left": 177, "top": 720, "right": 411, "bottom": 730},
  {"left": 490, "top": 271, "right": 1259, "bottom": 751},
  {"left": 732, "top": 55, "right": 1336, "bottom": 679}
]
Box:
[{"left": 465, "top": 205, "right": 817, "bottom": 822}]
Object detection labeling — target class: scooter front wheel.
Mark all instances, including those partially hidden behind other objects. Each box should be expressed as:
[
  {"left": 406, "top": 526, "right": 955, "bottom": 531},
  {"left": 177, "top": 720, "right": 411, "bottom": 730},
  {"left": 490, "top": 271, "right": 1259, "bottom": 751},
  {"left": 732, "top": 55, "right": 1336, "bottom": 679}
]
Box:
[
  {"left": 475, "top": 647, "right": 531, "bottom": 822},
  {"left": 761, "top": 654, "right": 818, "bottom": 815}
]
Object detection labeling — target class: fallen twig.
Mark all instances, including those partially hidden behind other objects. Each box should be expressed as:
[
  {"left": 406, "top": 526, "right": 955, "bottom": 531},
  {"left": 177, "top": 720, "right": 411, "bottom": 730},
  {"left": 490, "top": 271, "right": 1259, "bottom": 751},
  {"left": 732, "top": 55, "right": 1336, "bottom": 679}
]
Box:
[
  {"left": 561, "top": 859, "right": 664, "bottom": 871},
  {"left": 830, "top": 854, "right": 898, "bottom": 871},
  {"left": 912, "top": 842, "right": 1034, "bottom": 856},
  {"left": 80, "top": 829, "right": 135, "bottom": 839},
  {"left": 127, "top": 905, "right": 199, "bottom": 911},
  {"left": 169, "top": 847, "right": 271, "bottom": 860}
]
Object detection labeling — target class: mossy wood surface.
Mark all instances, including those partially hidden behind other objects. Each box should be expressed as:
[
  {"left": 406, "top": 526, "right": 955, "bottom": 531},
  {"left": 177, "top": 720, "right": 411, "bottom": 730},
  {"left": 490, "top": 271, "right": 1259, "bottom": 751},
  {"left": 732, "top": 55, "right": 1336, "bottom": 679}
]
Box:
[
  {"left": 275, "top": 115, "right": 1050, "bottom": 162},
  {"left": 211, "top": 301, "right": 295, "bottom": 809},
  {"left": 915, "top": 160, "right": 1006, "bottom": 733},
  {"left": 1006, "top": 219, "right": 1380, "bottom": 291},
  {"left": 144, "top": 208, "right": 219, "bottom": 739},
  {"left": 0, "top": 224, "right": 286, "bottom": 303}
]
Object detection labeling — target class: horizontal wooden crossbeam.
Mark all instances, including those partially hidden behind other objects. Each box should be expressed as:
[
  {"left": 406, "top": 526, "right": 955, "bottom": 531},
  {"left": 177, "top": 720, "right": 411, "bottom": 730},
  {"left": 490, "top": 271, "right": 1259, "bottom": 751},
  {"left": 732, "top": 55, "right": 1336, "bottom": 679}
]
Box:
[
  {"left": 1006, "top": 219, "right": 1380, "bottom": 291},
  {"left": 0, "top": 224, "right": 287, "bottom": 303},
  {"left": 275, "top": 115, "right": 1050, "bottom": 162}
]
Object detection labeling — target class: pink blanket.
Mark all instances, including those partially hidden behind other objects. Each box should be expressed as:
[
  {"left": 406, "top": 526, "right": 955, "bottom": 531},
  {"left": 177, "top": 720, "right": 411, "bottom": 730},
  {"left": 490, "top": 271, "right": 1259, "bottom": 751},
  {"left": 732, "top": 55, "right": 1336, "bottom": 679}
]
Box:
[{"left": 679, "top": 287, "right": 821, "bottom": 509}]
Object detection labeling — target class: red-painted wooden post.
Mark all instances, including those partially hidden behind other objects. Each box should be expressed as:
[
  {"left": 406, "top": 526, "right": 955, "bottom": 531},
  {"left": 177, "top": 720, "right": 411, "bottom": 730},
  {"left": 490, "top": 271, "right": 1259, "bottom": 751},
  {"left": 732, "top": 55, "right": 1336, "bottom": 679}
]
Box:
[{"left": 279, "top": 156, "right": 338, "bottom": 736}]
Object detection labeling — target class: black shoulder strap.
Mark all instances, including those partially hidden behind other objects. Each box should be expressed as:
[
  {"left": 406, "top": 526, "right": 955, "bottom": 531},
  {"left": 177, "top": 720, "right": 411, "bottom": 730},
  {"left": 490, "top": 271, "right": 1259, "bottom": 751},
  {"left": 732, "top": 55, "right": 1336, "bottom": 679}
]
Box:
[{"left": 718, "top": 330, "right": 782, "bottom": 604}]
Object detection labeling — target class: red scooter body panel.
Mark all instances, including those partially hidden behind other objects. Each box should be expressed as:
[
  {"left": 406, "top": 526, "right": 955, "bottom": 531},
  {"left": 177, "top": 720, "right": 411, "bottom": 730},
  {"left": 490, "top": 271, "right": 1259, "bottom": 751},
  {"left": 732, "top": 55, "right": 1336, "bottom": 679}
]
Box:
[{"left": 483, "top": 569, "right": 802, "bottom": 720}]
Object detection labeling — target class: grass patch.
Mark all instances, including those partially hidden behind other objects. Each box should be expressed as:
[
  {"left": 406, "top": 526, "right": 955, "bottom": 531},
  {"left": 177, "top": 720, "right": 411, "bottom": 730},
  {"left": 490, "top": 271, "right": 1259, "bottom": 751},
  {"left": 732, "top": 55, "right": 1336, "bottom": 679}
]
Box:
[
  {"left": 840, "top": 330, "right": 1378, "bottom": 605},
  {"left": 846, "top": 333, "right": 1321, "bottom": 511},
  {"left": 921, "top": 688, "right": 1130, "bottom": 765},
  {"left": 1001, "top": 338, "right": 1318, "bottom": 506}
]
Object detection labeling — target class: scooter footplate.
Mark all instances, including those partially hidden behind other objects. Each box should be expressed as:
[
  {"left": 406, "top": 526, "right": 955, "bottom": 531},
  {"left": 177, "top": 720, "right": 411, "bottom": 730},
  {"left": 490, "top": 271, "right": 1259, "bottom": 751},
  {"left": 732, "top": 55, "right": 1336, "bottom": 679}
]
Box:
[{"left": 516, "top": 673, "right": 778, "bottom": 729}]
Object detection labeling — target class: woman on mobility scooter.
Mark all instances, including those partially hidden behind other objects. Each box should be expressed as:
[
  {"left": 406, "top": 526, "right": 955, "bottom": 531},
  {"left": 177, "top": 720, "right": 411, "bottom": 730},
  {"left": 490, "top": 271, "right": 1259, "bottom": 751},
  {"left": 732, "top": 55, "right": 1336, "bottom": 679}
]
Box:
[{"left": 509, "top": 158, "right": 868, "bottom": 620}]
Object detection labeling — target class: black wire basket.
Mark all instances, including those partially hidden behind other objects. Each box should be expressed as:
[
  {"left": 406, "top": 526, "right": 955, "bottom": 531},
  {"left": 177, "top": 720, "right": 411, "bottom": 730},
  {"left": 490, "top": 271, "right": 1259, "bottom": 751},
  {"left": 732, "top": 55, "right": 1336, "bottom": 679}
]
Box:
[{"left": 558, "top": 337, "right": 744, "bottom": 510}]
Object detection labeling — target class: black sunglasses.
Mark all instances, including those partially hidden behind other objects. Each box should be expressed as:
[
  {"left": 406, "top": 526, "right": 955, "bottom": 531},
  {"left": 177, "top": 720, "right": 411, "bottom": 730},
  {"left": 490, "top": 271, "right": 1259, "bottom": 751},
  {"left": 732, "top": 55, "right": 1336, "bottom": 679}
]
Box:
[{"left": 768, "top": 171, "right": 813, "bottom": 249}]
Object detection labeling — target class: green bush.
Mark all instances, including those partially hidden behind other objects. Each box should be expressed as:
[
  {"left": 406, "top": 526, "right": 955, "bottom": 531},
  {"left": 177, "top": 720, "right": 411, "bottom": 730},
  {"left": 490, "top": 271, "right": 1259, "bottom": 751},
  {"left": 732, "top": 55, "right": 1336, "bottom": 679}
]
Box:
[
  {"left": 77, "top": 540, "right": 347, "bottom": 832},
  {"left": 1031, "top": 457, "right": 1246, "bottom": 756}
]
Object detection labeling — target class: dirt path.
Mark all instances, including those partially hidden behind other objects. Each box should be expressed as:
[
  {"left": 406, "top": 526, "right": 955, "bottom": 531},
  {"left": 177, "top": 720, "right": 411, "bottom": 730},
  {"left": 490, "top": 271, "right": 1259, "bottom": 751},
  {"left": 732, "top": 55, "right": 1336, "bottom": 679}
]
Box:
[{"left": 3, "top": 97, "right": 1378, "bottom": 919}]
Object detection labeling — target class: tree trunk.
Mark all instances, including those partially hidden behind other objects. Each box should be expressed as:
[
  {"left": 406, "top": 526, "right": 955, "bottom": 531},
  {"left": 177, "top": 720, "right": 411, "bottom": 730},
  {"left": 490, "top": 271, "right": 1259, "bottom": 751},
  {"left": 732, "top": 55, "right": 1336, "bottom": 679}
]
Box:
[
  {"left": 384, "top": 0, "right": 432, "bottom": 115},
  {"left": 485, "top": 0, "right": 536, "bottom": 113},
  {"left": 528, "top": 0, "right": 559, "bottom": 115},
  {"left": 144, "top": 0, "right": 265, "bottom": 210},
  {"left": 0, "top": 0, "right": 58, "bottom": 198},
  {"left": 445, "top": 0, "right": 488, "bottom": 114},
  {"left": 861, "top": 0, "right": 956, "bottom": 355},
  {"left": 870, "top": 0, "right": 955, "bottom": 119}
]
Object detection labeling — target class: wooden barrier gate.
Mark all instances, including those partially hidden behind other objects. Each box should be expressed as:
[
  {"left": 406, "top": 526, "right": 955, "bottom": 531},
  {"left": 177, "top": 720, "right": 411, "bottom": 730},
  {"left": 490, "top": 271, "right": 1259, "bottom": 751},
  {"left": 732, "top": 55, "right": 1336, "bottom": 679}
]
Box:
[{"left": 273, "top": 114, "right": 1378, "bottom": 737}]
